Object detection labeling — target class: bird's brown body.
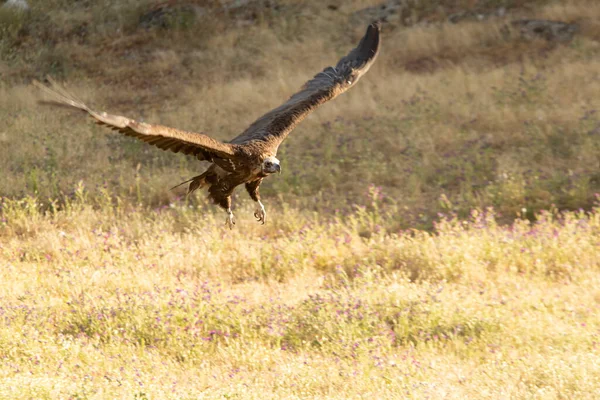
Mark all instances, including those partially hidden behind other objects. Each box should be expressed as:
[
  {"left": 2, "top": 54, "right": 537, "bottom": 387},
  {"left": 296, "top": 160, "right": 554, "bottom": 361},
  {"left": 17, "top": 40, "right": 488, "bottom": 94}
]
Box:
[{"left": 34, "top": 24, "right": 381, "bottom": 228}]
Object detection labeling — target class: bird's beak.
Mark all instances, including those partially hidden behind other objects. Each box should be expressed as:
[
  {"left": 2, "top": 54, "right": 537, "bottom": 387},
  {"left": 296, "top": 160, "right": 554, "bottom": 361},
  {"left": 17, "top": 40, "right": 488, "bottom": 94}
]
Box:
[{"left": 276, "top": 164, "right": 281, "bottom": 174}]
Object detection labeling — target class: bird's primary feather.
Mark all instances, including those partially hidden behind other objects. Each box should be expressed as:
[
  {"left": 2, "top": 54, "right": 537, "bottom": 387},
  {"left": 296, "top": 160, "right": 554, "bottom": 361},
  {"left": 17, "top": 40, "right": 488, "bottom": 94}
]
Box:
[
  {"left": 231, "top": 23, "right": 380, "bottom": 150},
  {"left": 33, "top": 77, "right": 238, "bottom": 167}
]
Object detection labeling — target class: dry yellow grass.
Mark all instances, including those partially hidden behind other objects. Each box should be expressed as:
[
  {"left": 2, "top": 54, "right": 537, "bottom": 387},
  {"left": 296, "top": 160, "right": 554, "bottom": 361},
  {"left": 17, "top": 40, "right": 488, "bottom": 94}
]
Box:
[
  {"left": 2, "top": 0, "right": 600, "bottom": 398},
  {"left": 2, "top": 195, "right": 600, "bottom": 398}
]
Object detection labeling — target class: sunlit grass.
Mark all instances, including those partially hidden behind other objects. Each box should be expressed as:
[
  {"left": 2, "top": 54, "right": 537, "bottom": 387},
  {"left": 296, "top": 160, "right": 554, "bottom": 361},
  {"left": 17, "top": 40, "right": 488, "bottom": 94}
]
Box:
[{"left": 1, "top": 194, "right": 600, "bottom": 398}]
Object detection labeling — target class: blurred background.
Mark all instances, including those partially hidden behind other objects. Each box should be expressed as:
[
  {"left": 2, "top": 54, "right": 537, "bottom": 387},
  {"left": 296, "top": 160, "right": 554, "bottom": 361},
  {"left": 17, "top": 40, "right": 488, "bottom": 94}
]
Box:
[{"left": 1, "top": 0, "right": 599, "bottom": 229}]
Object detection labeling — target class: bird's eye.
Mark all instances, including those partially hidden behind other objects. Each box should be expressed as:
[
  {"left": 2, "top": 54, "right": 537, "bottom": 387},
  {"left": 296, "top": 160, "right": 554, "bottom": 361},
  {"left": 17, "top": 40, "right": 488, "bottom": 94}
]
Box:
[{"left": 346, "top": 79, "right": 352, "bottom": 85}]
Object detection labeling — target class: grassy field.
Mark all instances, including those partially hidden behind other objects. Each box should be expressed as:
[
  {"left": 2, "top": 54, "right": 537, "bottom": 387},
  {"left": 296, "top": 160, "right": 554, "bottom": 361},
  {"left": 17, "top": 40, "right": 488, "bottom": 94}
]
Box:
[
  {"left": 2, "top": 197, "right": 600, "bottom": 398},
  {"left": 2, "top": 0, "right": 600, "bottom": 398}
]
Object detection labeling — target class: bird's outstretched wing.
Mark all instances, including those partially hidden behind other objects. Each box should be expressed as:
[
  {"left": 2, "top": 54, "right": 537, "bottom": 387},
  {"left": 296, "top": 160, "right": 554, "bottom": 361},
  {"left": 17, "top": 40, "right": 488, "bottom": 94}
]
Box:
[
  {"left": 33, "top": 77, "right": 237, "bottom": 166},
  {"left": 231, "top": 23, "right": 380, "bottom": 148}
]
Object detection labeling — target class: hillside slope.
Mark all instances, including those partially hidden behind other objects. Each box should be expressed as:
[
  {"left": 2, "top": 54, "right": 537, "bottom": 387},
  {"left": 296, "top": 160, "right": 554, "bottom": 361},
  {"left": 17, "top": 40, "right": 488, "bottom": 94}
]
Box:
[{"left": 2, "top": 0, "right": 600, "bottom": 228}]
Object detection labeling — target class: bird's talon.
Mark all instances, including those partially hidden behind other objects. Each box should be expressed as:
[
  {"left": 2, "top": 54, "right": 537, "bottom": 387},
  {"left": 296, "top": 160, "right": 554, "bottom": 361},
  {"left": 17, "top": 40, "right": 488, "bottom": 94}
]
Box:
[{"left": 254, "top": 203, "right": 266, "bottom": 224}]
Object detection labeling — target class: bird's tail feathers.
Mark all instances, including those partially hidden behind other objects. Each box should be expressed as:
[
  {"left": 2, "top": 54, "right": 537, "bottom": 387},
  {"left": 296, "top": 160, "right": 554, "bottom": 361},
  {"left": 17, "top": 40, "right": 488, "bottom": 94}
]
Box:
[{"left": 170, "top": 173, "right": 208, "bottom": 195}]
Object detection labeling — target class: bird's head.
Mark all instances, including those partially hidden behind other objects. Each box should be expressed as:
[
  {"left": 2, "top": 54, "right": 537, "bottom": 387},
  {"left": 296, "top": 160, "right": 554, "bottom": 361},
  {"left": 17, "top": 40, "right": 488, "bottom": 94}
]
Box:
[{"left": 261, "top": 156, "right": 281, "bottom": 175}]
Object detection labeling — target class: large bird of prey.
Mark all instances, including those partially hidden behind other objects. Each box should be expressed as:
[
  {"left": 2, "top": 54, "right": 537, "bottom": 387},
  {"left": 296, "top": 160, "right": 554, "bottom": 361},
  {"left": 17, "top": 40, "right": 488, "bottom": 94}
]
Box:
[{"left": 34, "top": 23, "right": 380, "bottom": 229}]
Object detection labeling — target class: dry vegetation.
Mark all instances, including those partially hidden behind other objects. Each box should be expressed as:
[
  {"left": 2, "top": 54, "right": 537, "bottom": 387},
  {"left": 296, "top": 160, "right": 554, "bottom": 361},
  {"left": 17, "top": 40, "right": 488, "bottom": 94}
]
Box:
[
  {"left": 2, "top": 0, "right": 600, "bottom": 398},
  {"left": 3, "top": 196, "right": 600, "bottom": 398}
]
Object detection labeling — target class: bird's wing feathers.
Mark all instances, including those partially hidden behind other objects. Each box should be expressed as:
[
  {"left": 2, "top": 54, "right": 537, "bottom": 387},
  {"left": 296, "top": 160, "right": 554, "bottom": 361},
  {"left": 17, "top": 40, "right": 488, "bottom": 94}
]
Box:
[
  {"left": 33, "top": 23, "right": 380, "bottom": 167},
  {"left": 33, "top": 77, "right": 237, "bottom": 166},
  {"left": 231, "top": 23, "right": 380, "bottom": 147}
]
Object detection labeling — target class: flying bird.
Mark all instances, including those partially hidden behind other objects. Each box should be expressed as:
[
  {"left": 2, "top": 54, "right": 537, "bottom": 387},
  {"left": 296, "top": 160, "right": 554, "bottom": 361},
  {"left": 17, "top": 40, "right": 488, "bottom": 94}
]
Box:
[{"left": 34, "top": 23, "right": 380, "bottom": 229}]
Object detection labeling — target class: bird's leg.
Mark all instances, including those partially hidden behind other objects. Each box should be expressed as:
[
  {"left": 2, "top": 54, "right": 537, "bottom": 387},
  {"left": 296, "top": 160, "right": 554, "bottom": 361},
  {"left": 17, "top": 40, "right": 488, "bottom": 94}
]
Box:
[
  {"left": 225, "top": 208, "right": 236, "bottom": 230},
  {"left": 214, "top": 191, "right": 235, "bottom": 229},
  {"left": 246, "top": 180, "right": 266, "bottom": 225},
  {"left": 253, "top": 200, "right": 266, "bottom": 225}
]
